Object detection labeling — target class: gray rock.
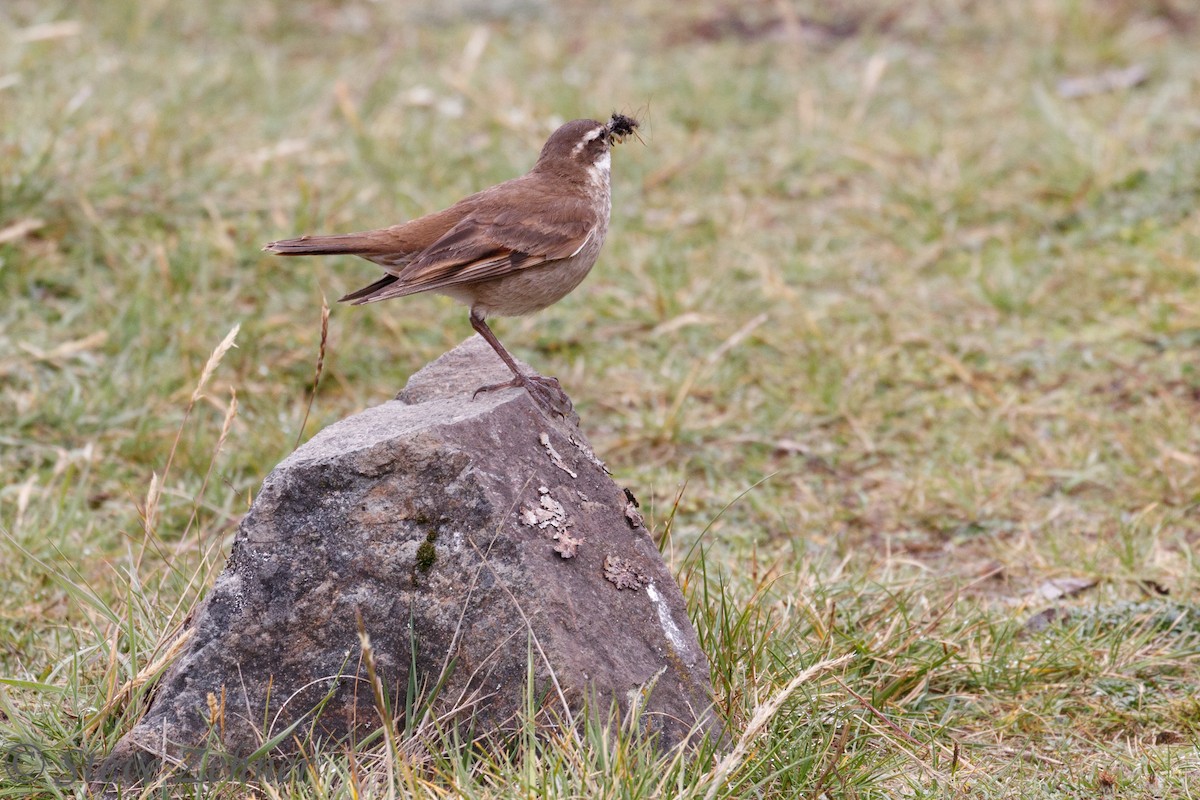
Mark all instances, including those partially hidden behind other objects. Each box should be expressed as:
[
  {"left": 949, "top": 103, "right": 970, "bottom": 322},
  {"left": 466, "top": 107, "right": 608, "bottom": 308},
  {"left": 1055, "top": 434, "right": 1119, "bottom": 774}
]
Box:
[{"left": 97, "top": 336, "right": 718, "bottom": 785}]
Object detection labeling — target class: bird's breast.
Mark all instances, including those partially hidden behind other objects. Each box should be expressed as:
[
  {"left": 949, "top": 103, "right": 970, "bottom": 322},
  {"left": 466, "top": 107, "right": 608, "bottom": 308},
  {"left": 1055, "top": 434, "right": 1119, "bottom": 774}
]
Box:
[
  {"left": 462, "top": 210, "right": 608, "bottom": 318},
  {"left": 587, "top": 152, "right": 612, "bottom": 189}
]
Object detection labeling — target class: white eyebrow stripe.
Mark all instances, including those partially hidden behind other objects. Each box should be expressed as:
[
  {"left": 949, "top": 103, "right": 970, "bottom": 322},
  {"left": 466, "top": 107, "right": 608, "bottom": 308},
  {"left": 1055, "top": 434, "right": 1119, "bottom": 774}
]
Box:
[{"left": 571, "top": 127, "right": 605, "bottom": 155}]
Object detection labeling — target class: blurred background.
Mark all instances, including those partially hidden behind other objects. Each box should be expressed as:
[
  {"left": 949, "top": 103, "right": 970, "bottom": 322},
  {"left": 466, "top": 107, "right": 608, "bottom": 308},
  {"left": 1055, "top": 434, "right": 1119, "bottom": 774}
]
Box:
[{"left": 2, "top": 0, "right": 1199, "bottom": 790}]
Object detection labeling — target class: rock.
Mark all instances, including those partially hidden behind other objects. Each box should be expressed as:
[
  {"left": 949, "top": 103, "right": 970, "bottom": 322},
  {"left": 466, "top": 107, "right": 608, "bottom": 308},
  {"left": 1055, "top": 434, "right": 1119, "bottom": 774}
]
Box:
[{"left": 97, "top": 336, "right": 718, "bottom": 786}]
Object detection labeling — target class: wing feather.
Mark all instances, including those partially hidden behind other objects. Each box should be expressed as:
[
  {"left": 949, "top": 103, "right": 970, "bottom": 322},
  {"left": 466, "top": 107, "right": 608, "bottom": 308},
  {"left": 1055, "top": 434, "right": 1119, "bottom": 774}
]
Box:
[{"left": 392, "top": 189, "right": 599, "bottom": 292}]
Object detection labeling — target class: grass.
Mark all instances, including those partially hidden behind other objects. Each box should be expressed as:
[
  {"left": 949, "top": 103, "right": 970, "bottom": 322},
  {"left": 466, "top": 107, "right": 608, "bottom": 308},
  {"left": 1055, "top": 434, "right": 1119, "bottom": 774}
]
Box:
[{"left": 2, "top": 0, "right": 1200, "bottom": 796}]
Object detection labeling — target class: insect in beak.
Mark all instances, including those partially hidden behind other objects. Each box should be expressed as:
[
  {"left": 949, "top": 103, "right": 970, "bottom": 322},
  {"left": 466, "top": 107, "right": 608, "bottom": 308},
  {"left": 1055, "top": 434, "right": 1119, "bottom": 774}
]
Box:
[{"left": 605, "top": 113, "right": 641, "bottom": 145}]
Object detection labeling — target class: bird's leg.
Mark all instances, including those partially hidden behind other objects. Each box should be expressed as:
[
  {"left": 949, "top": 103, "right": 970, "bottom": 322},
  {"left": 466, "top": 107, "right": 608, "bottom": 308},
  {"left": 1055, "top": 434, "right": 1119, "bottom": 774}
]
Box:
[
  {"left": 469, "top": 311, "right": 572, "bottom": 416},
  {"left": 470, "top": 310, "right": 528, "bottom": 380}
]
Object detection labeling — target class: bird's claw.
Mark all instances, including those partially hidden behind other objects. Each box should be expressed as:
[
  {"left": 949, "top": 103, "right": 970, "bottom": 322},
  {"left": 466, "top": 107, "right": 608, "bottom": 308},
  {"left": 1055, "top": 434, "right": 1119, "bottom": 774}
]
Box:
[{"left": 473, "top": 374, "right": 573, "bottom": 418}]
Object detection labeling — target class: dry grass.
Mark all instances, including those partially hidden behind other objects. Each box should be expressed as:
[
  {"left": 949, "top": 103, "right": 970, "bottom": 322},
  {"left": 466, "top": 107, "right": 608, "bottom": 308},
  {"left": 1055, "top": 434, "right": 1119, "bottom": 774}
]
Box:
[{"left": 2, "top": 0, "right": 1199, "bottom": 796}]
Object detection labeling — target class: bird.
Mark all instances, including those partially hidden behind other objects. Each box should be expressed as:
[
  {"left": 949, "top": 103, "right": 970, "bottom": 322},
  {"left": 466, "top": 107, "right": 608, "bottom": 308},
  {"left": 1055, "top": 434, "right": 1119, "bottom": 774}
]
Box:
[{"left": 264, "top": 113, "right": 640, "bottom": 414}]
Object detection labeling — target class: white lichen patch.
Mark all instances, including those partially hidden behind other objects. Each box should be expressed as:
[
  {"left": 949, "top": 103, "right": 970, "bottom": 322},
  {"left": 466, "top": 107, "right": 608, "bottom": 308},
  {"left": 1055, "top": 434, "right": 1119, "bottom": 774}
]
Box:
[
  {"left": 646, "top": 581, "right": 689, "bottom": 657},
  {"left": 552, "top": 532, "right": 582, "bottom": 558},
  {"left": 540, "top": 432, "right": 577, "bottom": 478},
  {"left": 520, "top": 486, "right": 567, "bottom": 529},
  {"left": 569, "top": 433, "right": 609, "bottom": 475},
  {"left": 603, "top": 555, "right": 647, "bottom": 591},
  {"left": 519, "top": 486, "right": 581, "bottom": 559}
]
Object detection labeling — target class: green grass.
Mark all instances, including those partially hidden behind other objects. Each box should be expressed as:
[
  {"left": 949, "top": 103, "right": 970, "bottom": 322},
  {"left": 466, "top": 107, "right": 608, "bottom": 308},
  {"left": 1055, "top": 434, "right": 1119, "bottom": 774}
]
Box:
[{"left": 3, "top": 0, "right": 1200, "bottom": 796}]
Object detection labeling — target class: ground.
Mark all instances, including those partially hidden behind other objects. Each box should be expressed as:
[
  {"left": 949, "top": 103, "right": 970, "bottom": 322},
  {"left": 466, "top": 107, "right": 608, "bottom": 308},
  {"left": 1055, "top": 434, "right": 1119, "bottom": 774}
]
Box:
[{"left": 1, "top": 0, "right": 1198, "bottom": 797}]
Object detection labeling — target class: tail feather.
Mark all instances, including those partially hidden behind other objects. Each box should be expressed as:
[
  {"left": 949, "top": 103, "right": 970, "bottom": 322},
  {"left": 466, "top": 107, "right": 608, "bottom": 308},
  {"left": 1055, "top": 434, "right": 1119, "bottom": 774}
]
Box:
[
  {"left": 262, "top": 233, "right": 383, "bottom": 256},
  {"left": 339, "top": 274, "right": 401, "bottom": 304}
]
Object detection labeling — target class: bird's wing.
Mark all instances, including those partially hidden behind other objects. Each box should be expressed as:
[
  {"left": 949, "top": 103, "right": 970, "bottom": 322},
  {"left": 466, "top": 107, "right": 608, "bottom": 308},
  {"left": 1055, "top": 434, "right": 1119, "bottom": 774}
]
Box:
[{"left": 352, "top": 191, "right": 599, "bottom": 302}]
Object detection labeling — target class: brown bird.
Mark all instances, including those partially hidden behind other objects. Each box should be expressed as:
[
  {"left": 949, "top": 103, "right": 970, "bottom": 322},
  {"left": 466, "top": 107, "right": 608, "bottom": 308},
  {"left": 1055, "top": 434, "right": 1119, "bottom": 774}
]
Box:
[{"left": 264, "top": 113, "right": 639, "bottom": 413}]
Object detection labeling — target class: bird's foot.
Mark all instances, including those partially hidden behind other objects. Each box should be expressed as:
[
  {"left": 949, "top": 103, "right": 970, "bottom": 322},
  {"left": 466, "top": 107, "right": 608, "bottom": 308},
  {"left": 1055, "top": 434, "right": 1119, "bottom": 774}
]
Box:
[{"left": 473, "top": 374, "right": 573, "bottom": 417}]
